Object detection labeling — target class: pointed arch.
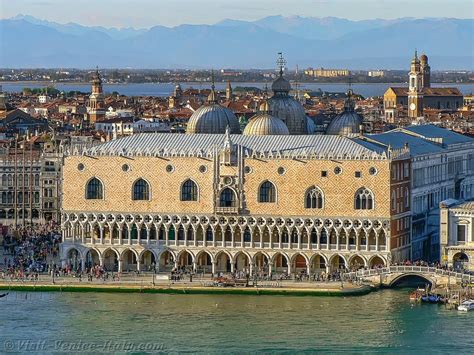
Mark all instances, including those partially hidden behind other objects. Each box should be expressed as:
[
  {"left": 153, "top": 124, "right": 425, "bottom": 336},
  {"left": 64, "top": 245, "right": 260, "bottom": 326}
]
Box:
[
  {"left": 258, "top": 180, "right": 276, "bottom": 203},
  {"left": 305, "top": 185, "right": 324, "bottom": 209},
  {"left": 219, "top": 187, "right": 237, "bottom": 207},
  {"left": 132, "top": 178, "right": 150, "bottom": 200},
  {"left": 355, "top": 187, "right": 374, "bottom": 210},
  {"left": 181, "top": 179, "right": 198, "bottom": 201},
  {"left": 86, "top": 177, "right": 103, "bottom": 199}
]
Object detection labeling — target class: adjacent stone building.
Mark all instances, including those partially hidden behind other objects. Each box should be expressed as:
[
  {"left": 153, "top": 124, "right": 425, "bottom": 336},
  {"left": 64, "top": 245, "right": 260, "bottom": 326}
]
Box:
[{"left": 440, "top": 199, "right": 474, "bottom": 271}]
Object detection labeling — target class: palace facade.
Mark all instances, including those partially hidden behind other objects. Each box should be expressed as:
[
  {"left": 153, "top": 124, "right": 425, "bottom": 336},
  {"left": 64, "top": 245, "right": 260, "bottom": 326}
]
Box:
[{"left": 60, "top": 130, "right": 412, "bottom": 275}]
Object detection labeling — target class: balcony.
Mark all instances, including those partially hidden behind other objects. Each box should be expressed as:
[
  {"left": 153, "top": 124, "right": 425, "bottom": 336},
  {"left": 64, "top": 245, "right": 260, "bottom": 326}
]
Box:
[{"left": 215, "top": 206, "right": 240, "bottom": 214}]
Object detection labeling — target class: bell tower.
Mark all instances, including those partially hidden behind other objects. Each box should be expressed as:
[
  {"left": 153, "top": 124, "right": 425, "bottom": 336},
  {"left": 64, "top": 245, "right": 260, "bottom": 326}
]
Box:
[
  {"left": 420, "top": 53, "right": 431, "bottom": 88},
  {"left": 408, "top": 51, "right": 423, "bottom": 119},
  {"left": 88, "top": 67, "right": 105, "bottom": 123}
]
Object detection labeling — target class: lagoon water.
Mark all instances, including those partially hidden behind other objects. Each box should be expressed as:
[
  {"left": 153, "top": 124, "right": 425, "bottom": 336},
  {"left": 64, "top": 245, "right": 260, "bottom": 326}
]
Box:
[
  {"left": 1, "top": 82, "right": 473, "bottom": 98},
  {"left": 0, "top": 290, "right": 472, "bottom": 352}
]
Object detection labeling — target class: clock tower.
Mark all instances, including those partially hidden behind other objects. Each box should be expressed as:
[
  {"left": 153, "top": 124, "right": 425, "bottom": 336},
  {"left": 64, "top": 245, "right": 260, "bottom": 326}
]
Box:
[
  {"left": 88, "top": 67, "right": 106, "bottom": 123},
  {"left": 408, "top": 51, "right": 423, "bottom": 119}
]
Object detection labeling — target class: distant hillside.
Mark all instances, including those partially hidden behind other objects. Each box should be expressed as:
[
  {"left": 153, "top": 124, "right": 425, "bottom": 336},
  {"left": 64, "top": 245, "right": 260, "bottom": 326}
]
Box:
[{"left": 1, "top": 15, "right": 472, "bottom": 69}]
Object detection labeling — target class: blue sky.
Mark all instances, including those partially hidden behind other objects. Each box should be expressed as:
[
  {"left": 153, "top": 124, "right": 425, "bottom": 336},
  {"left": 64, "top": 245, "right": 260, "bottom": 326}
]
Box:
[{"left": 2, "top": 0, "right": 473, "bottom": 28}]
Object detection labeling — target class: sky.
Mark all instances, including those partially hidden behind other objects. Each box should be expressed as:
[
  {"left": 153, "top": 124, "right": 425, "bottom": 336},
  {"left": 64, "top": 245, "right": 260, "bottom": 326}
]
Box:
[{"left": 1, "top": 0, "right": 473, "bottom": 28}]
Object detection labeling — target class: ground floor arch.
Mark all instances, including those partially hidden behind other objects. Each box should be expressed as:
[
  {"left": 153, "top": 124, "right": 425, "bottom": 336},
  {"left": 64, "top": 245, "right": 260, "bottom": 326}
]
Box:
[
  {"left": 66, "top": 248, "right": 82, "bottom": 270},
  {"left": 272, "top": 252, "right": 289, "bottom": 275},
  {"left": 121, "top": 249, "right": 138, "bottom": 271},
  {"left": 140, "top": 250, "right": 157, "bottom": 272},
  {"left": 349, "top": 255, "right": 366, "bottom": 271},
  {"left": 159, "top": 250, "right": 175, "bottom": 272},
  {"left": 234, "top": 251, "right": 250, "bottom": 274},
  {"left": 177, "top": 250, "right": 194, "bottom": 270},
  {"left": 196, "top": 250, "right": 212, "bottom": 273},
  {"left": 369, "top": 255, "right": 386, "bottom": 268},
  {"left": 453, "top": 252, "right": 469, "bottom": 270},
  {"left": 329, "top": 254, "right": 347, "bottom": 271},
  {"left": 85, "top": 249, "right": 100, "bottom": 268},
  {"left": 103, "top": 248, "right": 119, "bottom": 272},
  {"left": 215, "top": 251, "right": 231, "bottom": 274},
  {"left": 311, "top": 254, "right": 327, "bottom": 273}
]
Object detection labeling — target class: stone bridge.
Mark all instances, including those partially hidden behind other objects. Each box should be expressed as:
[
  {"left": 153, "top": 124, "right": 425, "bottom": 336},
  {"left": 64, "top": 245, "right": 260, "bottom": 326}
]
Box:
[{"left": 344, "top": 266, "right": 473, "bottom": 288}]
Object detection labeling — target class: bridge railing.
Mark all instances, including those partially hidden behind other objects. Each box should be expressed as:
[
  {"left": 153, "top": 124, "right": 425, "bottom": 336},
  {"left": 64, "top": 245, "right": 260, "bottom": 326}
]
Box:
[{"left": 343, "top": 266, "right": 473, "bottom": 283}]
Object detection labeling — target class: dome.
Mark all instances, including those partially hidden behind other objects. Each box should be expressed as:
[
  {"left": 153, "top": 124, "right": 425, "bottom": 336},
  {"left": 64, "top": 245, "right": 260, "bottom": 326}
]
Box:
[
  {"left": 268, "top": 73, "right": 308, "bottom": 135},
  {"left": 268, "top": 95, "right": 308, "bottom": 135},
  {"left": 420, "top": 54, "right": 428, "bottom": 63},
  {"left": 186, "top": 104, "right": 240, "bottom": 134},
  {"left": 325, "top": 111, "right": 362, "bottom": 137},
  {"left": 326, "top": 90, "right": 363, "bottom": 136},
  {"left": 271, "top": 76, "right": 291, "bottom": 94},
  {"left": 243, "top": 112, "right": 289, "bottom": 136}
]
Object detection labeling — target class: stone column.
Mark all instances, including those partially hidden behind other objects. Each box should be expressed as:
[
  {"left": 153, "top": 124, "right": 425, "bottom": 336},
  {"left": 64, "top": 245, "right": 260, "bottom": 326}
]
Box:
[
  {"left": 268, "top": 262, "right": 273, "bottom": 278},
  {"left": 192, "top": 262, "right": 197, "bottom": 273},
  {"left": 137, "top": 226, "right": 141, "bottom": 245},
  {"left": 211, "top": 261, "right": 217, "bottom": 275},
  {"left": 376, "top": 232, "right": 379, "bottom": 251},
  {"left": 136, "top": 259, "right": 141, "bottom": 272},
  {"left": 127, "top": 225, "right": 131, "bottom": 245},
  {"left": 165, "top": 226, "right": 169, "bottom": 246},
  {"left": 81, "top": 226, "right": 85, "bottom": 244},
  {"left": 306, "top": 262, "right": 311, "bottom": 276},
  {"left": 336, "top": 232, "right": 339, "bottom": 250},
  {"left": 231, "top": 229, "right": 235, "bottom": 248},
  {"left": 230, "top": 261, "right": 235, "bottom": 273},
  {"left": 356, "top": 234, "right": 360, "bottom": 251},
  {"left": 298, "top": 230, "right": 302, "bottom": 250},
  {"left": 118, "top": 258, "right": 123, "bottom": 272},
  {"left": 316, "top": 231, "right": 320, "bottom": 250},
  {"left": 250, "top": 228, "right": 254, "bottom": 248},
  {"left": 81, "top": 258, "right": 86, "bottom": 272},
  {"left": 249, "top": 262, "right": 254, "bottom": 276},
  {"left": 146, "top": 226, "right": 150, "bottom": 244},
  {"left": 99, "top": 227, "right": 104, "bottom": 244},
  {"left": 346, "top": 235, "right": 350, "bottom": 251}
]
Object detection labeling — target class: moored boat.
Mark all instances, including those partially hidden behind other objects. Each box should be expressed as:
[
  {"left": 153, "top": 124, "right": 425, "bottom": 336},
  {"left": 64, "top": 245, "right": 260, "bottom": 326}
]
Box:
[{"left": 458, "top": 299, "right": 474, "bottom": 312}]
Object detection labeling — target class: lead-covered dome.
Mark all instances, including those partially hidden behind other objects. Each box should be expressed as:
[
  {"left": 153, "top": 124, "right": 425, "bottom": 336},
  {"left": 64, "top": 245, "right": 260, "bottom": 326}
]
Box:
[
  {"left": 243, "top": 106, "right": 289, "bottom": 136},
  {"left": 268, "top": 73, "right": 308, "bottom": 135},
  {"left": 186, "top": 85, "right": 240, "bottom": 134},
  {"left": 325, "top": 90, "right": 362, "bottom": 137}
]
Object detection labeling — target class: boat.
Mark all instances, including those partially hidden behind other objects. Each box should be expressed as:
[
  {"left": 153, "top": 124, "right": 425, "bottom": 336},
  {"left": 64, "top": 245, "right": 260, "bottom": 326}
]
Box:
[
  {"left": 0, "top": 293, "right": 8, "bottom": 298},
  {"left": 428, "top": 294, "right": 440, "bottom": 303},
  {"left": 458, "top": 299, "right": 474, "bottom": 312}
]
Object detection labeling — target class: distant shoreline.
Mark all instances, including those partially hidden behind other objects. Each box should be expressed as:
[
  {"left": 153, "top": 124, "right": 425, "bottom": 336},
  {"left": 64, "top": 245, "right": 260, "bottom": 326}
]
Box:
[{"left": 1, "top": 81, "right": 471, "bottom": 86}]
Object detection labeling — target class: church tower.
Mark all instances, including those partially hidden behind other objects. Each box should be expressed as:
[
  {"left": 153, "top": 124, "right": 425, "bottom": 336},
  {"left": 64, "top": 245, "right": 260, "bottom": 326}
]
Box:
[
  {"left": 420, "top": 53, "right": 431, "bottom": 88},
  {"left": 226, "top": 80, "right": 233, "bottom": 101},
  {"left": 88, "top": 67, "right": 105, "bottom": 123},
  {"left": 408, "top": 51, "right": 423, "bottom": 119}
]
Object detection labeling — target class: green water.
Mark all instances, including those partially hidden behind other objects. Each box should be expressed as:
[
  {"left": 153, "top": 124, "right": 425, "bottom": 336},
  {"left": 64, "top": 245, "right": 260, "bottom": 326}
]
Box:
[{"left": 0, "top": 290, "right": 472, "bottom": 353}]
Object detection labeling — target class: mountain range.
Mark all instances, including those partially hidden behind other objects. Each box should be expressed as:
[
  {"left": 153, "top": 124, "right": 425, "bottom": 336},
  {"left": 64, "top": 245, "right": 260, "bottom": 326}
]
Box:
[{"left": 1, "top": 15, "right": 473, "bottom": 69}]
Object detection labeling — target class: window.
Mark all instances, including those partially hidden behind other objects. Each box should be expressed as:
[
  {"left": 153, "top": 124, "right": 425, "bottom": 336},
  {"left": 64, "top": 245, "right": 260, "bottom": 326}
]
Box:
[
  {"left": 305, "top": 186, "right": 324, "bottom": 209},
  {"left": 404, "top": 188, "right": 409, "bottom": 208},
  {"left": 132, "top": 179, "right": 150, "bottom": 200},
  {"left": 259, "top": 181, "right": 276, "bottom": 203},
  {"left": 86, "top": 178, "right": 103, "bottom": 199},
  {"left": 220, "top": 188, "right": 236, "bottom": 207},
  {"left": 321, "top": 171, "right": 327, "bottom": 177},
  {"left": 355, "top": 187, "right": 374, "bottom": 210},
  {"left": 181, "top": 179, "right": 198, "bottom": 201},
  {"left": 355, "top": 171, "right": 361, "bottom": 178},
  {"left": 457, "top": 225, "right": 466, "bottom": 243}
]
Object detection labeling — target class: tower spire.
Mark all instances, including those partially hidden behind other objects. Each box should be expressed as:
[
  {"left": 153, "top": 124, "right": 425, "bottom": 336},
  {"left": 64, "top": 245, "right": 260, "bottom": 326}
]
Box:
[
  {"left": 207, "top": 70, "right": 217, "bottom": 103},
  {"left": 277, "top": 52, "right": 286, "bottom": 77}
]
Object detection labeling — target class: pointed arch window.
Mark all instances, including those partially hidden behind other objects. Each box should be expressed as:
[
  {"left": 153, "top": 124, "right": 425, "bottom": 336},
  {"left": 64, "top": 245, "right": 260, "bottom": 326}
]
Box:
[
  {"left": 132, "top": 179, "right": 150, "bottom": 200},
  {"left": 355, "top": 187, "right": 374, "bottom": 210},
  {"left": 181, "top": 179, "right": 198, "bottom": 201},
  {"left": 219, "top": 188, "right": 236, "bottom": 207},
  {"left": 259, "top": 181, "right": 276, "bottom": 203},
  {"left": 86, "top": 178, "right": 103, "bottom": 200},
  {"left": 305, "top": 186, "right": 324, "bottom": 209}
]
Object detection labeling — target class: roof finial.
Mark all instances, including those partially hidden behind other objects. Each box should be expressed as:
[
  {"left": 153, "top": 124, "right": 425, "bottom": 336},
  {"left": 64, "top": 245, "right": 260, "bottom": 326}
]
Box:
[{"left": 277, "top": 52, "right": 286, "bottom": 77}]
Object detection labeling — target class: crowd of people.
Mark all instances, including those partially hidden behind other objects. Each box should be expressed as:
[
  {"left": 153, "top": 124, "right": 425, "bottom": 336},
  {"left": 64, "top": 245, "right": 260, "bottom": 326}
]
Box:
[{"left": 1, "top": 223, "right": 61, "bottom": 280}]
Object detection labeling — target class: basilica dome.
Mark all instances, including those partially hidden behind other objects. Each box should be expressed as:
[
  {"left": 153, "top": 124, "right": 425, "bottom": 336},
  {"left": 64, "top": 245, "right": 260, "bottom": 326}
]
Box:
[
  {"left": 243, "top": 110, "right": 289, "bottom": 136},
  {"left": 186, "top": 86, "right": 240, "bottom": 134},
  {"left": 268, "top": 71, "right": 308, "bottom": 135},
  {"left": 325, "top": 90, "right": 362, "bottom": 137},
  {"left": 243, "top": 102, "right": 290, "bottom": 136}
]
